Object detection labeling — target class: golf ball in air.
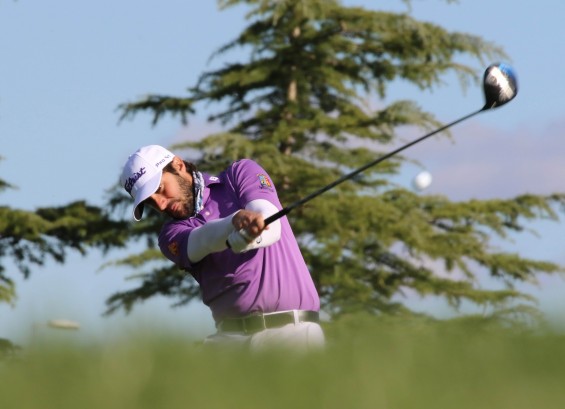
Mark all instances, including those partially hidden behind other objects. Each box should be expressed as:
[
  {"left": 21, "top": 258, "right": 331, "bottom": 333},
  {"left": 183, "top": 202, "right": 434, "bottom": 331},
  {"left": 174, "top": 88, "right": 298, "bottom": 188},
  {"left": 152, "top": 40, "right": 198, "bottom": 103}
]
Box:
[{"left": 413, "top": 171, "right": 432, "bottom": 191}]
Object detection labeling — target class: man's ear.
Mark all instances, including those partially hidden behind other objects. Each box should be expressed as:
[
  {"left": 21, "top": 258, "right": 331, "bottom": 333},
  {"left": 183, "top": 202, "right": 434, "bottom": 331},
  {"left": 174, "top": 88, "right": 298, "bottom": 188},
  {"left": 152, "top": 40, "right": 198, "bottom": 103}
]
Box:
[{"left": 173, "top": 156, "right": 185, "bottom": 172}]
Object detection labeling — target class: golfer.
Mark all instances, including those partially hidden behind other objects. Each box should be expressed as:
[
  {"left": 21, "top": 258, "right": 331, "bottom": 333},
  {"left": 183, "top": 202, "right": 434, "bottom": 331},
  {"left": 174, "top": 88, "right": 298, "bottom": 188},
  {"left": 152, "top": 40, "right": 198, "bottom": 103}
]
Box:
[{"left": 120, "top": 145, "right": 324, "bottom": 350}]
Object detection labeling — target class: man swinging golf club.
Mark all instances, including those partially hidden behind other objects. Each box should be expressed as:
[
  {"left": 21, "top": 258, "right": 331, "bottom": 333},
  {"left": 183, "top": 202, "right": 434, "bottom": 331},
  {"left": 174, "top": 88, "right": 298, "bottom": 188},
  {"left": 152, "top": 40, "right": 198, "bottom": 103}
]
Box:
[
  {"left": 120, "top": 63, "right": 517, "bottom": 350},
  {"left": 121, "top": 145, "right": 325, "bottom": 350}
]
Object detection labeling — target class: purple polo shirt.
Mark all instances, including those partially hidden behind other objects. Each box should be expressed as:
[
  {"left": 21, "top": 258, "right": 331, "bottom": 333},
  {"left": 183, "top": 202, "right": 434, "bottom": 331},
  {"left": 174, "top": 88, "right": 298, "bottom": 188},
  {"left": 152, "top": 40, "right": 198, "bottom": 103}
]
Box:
[{"left": 158, "top": 159, "right": 320, "bottom": 322}]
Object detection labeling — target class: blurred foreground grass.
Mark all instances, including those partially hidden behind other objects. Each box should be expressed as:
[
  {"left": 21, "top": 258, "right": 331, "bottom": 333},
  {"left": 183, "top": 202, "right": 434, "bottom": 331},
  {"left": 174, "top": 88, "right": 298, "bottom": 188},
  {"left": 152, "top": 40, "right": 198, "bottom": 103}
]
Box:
[{"left": 2, "top": 314, "right": 565, "bottom": 409}]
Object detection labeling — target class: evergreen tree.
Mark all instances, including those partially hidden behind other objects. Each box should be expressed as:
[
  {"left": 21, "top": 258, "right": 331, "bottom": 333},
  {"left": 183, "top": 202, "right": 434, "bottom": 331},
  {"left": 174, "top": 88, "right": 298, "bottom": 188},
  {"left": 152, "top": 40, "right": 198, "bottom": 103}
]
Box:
[
  {"left": 110, "top": 0, "right": 564, "bottom": 319},
  {"left": 0, "top": 157, "right": 129, "bottom": 306}
]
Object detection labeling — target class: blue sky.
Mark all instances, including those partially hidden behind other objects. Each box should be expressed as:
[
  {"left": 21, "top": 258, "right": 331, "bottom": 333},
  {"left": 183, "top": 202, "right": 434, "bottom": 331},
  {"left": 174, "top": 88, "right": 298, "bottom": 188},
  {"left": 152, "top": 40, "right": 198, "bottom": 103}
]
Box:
[{"left": 1, "top": 0, "right": 564, "bottom": 343}]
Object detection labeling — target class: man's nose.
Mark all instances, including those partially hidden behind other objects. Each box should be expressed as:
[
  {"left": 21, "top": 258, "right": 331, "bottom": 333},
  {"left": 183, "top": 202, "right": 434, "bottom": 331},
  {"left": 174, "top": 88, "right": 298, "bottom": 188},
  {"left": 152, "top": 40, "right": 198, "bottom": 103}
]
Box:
[{"left": 151, "top": 194, "right": 167, "bottom": 211}]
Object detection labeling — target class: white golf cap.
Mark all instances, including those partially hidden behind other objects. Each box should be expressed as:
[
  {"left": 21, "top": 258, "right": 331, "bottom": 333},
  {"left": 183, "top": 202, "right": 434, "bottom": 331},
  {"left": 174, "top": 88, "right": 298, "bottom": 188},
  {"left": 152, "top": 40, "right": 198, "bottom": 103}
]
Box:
[{"left": 120, "top": 145, "right": 174, "bottom": 221}]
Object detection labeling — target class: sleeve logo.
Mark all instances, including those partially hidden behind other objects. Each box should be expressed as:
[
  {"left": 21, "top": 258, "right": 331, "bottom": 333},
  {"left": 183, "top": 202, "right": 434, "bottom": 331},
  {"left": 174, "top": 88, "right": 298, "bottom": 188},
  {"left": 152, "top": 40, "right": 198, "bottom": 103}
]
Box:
[{"left": 257, "top": 174, "right": 272, "bottom": 189}]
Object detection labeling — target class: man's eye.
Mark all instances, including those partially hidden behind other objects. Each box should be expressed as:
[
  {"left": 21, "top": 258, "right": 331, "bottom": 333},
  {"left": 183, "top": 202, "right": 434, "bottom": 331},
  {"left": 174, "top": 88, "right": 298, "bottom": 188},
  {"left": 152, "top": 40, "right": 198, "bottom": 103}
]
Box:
[{"left": 145, "top": 197, "right": 157, "bottom": 209}]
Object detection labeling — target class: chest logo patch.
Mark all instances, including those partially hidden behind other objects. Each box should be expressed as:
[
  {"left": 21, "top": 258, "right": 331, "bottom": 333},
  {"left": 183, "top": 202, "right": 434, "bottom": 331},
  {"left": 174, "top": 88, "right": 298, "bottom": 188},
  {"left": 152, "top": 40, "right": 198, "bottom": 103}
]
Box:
[
  {"left": 257, "top": 174, "right": 273, "bottom": 189},
  {"left": 168, "top": 241, "right": 179, "bottom": 256}
]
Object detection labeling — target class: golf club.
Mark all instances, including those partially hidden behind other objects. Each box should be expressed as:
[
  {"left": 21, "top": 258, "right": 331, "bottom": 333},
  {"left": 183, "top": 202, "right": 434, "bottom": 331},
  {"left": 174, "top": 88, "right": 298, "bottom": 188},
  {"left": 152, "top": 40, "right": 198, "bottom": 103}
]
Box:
[{"left": 263, "top": 63, "right": 518, "bottom": 226}]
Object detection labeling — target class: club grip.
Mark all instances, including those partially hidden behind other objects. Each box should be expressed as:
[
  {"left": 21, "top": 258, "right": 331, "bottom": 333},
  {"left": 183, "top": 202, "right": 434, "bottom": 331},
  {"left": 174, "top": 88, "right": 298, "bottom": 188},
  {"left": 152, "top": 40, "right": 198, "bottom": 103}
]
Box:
[{"left": 264, "top": 207, "right": 290, "bottom": 226}]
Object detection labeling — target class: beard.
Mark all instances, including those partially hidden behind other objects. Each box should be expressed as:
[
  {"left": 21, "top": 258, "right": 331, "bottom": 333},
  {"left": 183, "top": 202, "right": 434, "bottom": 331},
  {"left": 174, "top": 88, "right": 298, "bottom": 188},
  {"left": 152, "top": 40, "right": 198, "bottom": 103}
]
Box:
[{"left": 167, "top": 174, "right": 195, "bottom": 219}]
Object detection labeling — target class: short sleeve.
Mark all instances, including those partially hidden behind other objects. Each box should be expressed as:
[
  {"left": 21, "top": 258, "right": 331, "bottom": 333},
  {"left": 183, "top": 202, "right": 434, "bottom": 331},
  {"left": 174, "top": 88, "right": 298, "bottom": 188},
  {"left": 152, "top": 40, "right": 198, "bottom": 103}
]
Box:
[
  {"left": 226, "top": 159, "right": 282, "bottom": 209},
  {"left": 158, "top": 220, "right": 193, "bottom": 270}
]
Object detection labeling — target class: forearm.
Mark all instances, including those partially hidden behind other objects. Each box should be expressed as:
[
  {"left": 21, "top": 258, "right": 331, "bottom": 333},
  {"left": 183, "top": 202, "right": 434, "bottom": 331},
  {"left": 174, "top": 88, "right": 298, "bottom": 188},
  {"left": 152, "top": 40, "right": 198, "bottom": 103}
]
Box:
[
  {"left": 186, "top": 212, "right": 239, "bottom": 263},
  {"left": 188, "top": 200, "right": 282, "bottom": 261},
  {"left": 244, "top": 199, "right": 281, "bottom": 247}
]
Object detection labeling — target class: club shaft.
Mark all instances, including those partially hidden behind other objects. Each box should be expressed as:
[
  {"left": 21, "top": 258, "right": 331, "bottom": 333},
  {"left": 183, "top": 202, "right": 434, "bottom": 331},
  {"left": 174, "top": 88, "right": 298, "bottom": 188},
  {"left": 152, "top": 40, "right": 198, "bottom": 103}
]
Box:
[{"left": 264, "top": 108, "right": 483, "bottom": 226}]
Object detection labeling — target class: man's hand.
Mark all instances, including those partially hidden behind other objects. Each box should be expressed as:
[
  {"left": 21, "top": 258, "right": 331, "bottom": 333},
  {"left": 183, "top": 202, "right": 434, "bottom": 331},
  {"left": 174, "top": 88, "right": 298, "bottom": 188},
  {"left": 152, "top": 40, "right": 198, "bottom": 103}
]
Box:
[
  {"left": 231, "top": 210, "right": 268, "bottom": 242},
  {"left": 227, "top": 210, "right": 270, "bottom": 252}
]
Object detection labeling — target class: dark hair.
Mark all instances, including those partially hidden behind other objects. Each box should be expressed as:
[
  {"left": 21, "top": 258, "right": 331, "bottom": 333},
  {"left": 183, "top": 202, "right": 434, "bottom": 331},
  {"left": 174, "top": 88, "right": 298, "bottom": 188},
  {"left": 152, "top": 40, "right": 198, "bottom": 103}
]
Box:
[{"left": 163, "top": 160, "right": 197, "bottom": 176}]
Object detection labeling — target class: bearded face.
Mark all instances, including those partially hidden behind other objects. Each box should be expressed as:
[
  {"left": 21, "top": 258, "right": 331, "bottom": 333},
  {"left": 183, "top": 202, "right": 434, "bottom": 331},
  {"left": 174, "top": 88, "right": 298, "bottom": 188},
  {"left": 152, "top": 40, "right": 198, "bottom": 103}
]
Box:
[
  {"left": 144, "top": 165, "right": 196, "bottom": 220},
  {"left": 165, "top": 172, "right": 195, "bottom": 219}
]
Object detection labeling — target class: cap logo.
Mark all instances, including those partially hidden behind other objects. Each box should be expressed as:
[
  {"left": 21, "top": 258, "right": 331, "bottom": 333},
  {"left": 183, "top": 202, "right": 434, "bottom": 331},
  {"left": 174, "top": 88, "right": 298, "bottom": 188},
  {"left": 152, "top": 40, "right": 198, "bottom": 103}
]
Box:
[
  {"left": 124, "top": 167, "right": 146, "bottom": 193},
  {"left": 155, "top": 155, "right": 171, "bottom": 167}
]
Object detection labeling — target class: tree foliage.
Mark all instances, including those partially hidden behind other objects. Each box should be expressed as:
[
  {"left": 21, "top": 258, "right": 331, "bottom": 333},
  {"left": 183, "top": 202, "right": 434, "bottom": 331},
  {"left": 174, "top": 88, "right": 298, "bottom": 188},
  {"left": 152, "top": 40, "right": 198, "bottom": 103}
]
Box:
[
  {"left": 111, "top": 0, "right": 565, "bottom": 320},
  {"left": 0, "top": 159, "right": 129, "bottom": 306}
]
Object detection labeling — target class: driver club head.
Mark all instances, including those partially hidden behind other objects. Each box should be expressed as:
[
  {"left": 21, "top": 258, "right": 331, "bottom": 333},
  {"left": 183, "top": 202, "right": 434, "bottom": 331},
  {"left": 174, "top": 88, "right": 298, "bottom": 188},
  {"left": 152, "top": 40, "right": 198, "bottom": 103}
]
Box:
[{"left": 482, "top": 63, "right": 518, "bottom": 110}]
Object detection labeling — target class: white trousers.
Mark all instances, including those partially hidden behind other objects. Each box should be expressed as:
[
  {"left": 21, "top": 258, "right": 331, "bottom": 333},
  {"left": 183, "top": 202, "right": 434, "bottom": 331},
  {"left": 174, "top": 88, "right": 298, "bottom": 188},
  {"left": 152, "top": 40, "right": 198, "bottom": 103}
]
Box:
[{"left": 204, "top": 322, "right": 325, "bottom": 352}]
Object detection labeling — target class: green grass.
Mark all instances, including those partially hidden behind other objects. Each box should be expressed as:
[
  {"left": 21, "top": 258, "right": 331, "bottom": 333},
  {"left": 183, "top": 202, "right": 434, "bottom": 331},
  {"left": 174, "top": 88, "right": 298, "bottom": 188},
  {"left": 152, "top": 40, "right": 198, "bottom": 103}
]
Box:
[{"left": 2, "top": 314, "right": 565, "bottom": 409}]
